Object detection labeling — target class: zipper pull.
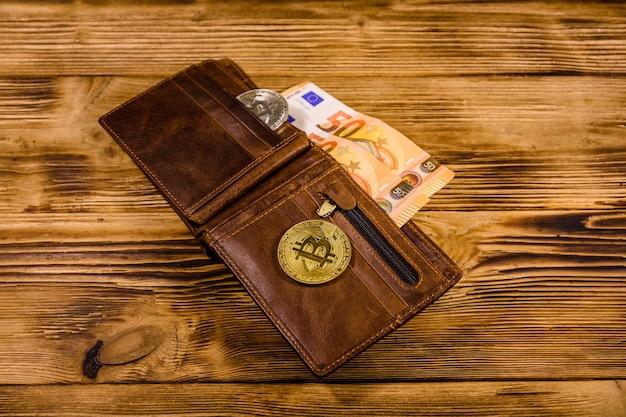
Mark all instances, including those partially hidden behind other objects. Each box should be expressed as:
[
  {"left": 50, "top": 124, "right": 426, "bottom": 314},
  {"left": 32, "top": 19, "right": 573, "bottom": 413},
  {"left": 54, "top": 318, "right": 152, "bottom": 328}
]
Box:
[{"left": 317, "top": 197, "right": 337, "bottom": 218}]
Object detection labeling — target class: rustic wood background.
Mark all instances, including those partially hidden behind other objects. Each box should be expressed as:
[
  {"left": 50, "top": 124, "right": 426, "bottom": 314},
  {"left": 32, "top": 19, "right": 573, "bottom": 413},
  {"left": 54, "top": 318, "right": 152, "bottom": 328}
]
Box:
[{"left": 0, "top": 0, "right": 625, "bottom": 415}]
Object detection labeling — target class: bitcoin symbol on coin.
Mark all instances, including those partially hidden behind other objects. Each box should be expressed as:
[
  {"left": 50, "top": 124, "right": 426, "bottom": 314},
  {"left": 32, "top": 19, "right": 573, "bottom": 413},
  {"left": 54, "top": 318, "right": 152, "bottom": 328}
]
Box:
[
  {"left": 277, "top": 220, "right": 351, "bottom": 285},
  {"left": 293, "top": 236, "right": 336, "bottom": 270}
]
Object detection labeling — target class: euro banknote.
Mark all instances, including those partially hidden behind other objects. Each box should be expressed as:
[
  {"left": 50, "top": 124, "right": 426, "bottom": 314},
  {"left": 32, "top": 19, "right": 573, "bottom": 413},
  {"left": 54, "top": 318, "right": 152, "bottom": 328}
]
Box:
[{"left": 283, "top": 82, "right": 454, "bottom": 227}]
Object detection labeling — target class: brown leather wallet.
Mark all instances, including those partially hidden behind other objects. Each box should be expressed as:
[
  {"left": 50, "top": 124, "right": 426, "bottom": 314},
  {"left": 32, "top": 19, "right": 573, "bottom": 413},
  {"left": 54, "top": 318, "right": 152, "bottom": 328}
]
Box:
[{"left": 99, "top": 59, "right": 462, "bottom": 376}]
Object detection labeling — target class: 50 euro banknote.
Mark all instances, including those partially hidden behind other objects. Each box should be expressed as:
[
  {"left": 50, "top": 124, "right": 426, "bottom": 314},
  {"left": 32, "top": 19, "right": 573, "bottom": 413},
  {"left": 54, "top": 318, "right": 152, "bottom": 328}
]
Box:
[{"left": 282, "top": 81, "right": 454, "bottom": 227}]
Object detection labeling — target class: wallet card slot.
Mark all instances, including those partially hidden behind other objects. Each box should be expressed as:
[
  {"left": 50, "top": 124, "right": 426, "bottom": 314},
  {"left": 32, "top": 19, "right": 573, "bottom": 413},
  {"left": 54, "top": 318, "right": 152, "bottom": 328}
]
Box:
[
  {"left": 172, "top": 73, "right": 272, "bottom": 156},
  {"left": 177, "top": 67, "right": 284, "bottom": 150},
  {"left": 198, "top": 59, "right": 257, "bottom": 97}
]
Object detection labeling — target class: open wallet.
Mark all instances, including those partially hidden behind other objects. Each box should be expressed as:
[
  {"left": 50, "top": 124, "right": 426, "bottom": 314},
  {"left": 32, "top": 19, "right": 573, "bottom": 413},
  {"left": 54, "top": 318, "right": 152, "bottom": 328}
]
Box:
[{"left": 99, "top": 58, "right": 462, "bottom": 376}]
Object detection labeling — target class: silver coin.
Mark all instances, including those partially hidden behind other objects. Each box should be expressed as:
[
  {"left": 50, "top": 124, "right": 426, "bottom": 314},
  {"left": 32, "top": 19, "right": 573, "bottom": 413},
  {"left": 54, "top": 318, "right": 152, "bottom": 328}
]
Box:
[{"left": 236, "top": 89, "right": 289, "bottom": 131}]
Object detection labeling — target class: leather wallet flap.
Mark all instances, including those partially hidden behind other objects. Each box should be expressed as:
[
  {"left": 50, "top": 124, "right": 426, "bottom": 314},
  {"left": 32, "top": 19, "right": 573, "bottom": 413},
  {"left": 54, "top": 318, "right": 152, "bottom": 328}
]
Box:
[
  {"left": 203, "top": 146, "right": 462, "bottom": 376},
  {"left": 99, "top": 59, "right": 310, "bottom": 225}
]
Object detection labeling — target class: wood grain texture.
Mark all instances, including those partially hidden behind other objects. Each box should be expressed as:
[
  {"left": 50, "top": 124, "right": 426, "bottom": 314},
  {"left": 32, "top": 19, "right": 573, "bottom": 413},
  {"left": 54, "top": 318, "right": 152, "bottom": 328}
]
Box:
[
  {"left": 0, "top": 0, "right": 625, "bottom": 415},
  {"left": 1, "top": 76, "right": 624, "bottom": 214},
  {"left": 0, "top": 1, "right": 625, "bottom": 77},
  {"left": 1, "top": 381, "right": 625, "bottom": 417}
]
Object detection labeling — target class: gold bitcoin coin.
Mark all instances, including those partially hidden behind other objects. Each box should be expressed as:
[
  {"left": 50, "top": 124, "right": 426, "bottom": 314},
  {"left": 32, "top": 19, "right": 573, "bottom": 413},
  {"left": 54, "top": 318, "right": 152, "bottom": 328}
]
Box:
[{"left": 277, "top": 220, "right": 352, "bottom": 285}]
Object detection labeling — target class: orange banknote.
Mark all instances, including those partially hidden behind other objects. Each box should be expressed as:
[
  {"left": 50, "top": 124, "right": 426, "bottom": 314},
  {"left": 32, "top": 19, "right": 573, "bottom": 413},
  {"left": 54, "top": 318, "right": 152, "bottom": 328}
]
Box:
[{"left": 283, "top": 82, "right": 454, "bottom": 227}]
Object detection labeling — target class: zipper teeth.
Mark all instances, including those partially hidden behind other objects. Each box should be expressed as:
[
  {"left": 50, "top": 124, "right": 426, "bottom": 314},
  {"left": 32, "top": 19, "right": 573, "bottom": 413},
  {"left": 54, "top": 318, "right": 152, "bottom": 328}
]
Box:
[{"left": 342, "top": 207, "right": 419, "bottom": 286}]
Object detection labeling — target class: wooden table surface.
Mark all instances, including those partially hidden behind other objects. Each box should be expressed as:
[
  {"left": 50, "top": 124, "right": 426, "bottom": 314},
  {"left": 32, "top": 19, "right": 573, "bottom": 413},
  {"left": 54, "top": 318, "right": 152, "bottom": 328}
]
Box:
[{"left": 1, "top": 1, "right": 625, "bottom": 415}]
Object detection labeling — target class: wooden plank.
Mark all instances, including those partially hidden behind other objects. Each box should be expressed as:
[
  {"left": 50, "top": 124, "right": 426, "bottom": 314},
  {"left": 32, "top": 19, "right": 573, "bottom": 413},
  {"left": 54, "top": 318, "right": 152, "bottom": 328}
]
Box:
[
  {"left": 4, "top": 75, "right": 626, "bottom": 151},
  {"left": 0, "top": 1, "right": 625, "bottom": 77},
  {"left": 4, "top": 136, "right": 622, "bottom": 213},
  {"left": 0, "top": 75, "right": 624, "bottom": 214},
  {"left": 0, "top": 209, "right": 623, "bottom": 383},
  {"left": 0, "top": 381, "right": 624, "bottom": 416}
]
